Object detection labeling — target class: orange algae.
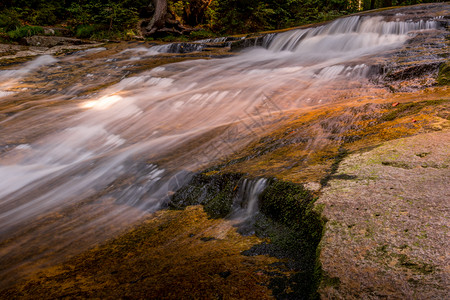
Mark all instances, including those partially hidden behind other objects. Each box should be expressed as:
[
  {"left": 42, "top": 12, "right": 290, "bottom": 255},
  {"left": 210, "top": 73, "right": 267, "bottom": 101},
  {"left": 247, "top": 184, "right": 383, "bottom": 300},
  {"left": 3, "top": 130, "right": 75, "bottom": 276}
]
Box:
[{"left": 3, "top": 206, "right": 278, "bottom": 299}]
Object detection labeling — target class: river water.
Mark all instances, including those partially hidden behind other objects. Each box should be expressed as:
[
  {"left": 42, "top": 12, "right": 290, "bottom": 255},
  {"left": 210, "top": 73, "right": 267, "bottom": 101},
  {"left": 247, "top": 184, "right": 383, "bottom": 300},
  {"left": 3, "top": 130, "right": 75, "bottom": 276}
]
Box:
[{"left": 0, "top": 7, "right": 446, "bottom": 288}]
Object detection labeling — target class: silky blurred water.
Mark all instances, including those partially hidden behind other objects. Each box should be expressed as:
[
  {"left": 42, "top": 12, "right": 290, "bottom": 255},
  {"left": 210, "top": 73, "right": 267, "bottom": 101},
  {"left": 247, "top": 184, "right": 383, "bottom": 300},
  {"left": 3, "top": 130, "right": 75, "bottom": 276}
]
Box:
[{"left": 0, "top": 14, "right": 441, "bottom": 287}]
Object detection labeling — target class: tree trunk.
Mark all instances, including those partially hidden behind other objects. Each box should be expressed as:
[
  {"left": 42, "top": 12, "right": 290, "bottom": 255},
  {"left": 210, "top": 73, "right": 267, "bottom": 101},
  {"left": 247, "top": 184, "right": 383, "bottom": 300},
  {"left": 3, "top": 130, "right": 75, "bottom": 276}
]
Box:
[
  {"left": 183, "top": 0, "right": 213, "bottom": 26},
  {"left": 145, "top": 0, "right": 168, "bottom": 35},
  {"left": 141, "top": 0, "right": 196, "bottom": 37}
]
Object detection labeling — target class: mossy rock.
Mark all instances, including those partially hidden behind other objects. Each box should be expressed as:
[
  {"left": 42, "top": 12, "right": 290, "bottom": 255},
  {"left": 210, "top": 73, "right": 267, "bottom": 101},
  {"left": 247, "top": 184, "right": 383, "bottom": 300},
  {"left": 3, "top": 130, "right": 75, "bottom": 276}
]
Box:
[
  {"left": 169, "top": 172, "right": 244, "bottom": 218},
  {"left": 170, "top": 173, "right": 325, "bottom": 299},
  {"left": 255, "top": 180, "right": 324, "bottom": 299},
  {"left": 380, "top": 99, "right": 449, "bottom": 122},
  {"left": 437, "top": 61, "right": 450, "bottom": 86}
]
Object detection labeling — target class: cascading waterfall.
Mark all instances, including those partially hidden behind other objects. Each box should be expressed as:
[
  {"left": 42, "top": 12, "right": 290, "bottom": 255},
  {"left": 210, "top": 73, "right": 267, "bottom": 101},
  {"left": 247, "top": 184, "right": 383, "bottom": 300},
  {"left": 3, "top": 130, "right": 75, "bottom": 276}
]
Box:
[
  {"left": 265, "top": 16, "right": 437, "bottom": 54},
  {"left": 231, "top": 178, "right": 268, "bottom": 220},
  {"left": 0, "top": 11, "right": 445, "bottom": 288},
  {"left": 229, "top": 178, "right": 268, "bottom": 235}
]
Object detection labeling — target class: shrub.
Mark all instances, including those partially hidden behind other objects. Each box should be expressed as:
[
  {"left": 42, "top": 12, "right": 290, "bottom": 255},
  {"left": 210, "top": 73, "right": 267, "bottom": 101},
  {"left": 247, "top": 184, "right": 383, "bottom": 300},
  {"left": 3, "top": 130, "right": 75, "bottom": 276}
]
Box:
[
  {"left": 30, "top": 4, "right": 59, "bottom": 26},
  {"left": 75, "top": 25, "right": 96, "bottom": 38},
  {"left": 0, "top": 9, "right": 22, "bottom": 32},
  {"left": 7, "top": 25, "right": 44, "bottom": 40}
]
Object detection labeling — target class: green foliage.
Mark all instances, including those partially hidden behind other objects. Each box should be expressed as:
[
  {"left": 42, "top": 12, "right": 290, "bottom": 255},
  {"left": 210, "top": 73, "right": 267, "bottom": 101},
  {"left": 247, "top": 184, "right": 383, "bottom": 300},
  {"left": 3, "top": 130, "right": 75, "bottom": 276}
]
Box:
[
  {"left": 168, "top": 0, "right": 186, "bottom": 21},
  {"left": 0, "top": 9, "right": 22, "bottom": 31},
  {"left": 29, "top": 4, "right": 59, "bottom": 25},
  {"left": 204, "top": 0, "right": 357, "bottom": 34},
  {"left": 75, "top": 25, "right": 96, "bottom": 38},
  {"left": 7, "top": 25, "right": 44, "bottom": 39},
  {"left": 68, "top": 1, "right": 138, "bottom": 31},
  {"left": 363, "top": 0, "right": 441, "bottom": 10},
  {"left": 67, "top": 3, "right": 95, "bottom": 27},
  {"left": 1, "top": 0, "right": 446, "bottom": 39}
]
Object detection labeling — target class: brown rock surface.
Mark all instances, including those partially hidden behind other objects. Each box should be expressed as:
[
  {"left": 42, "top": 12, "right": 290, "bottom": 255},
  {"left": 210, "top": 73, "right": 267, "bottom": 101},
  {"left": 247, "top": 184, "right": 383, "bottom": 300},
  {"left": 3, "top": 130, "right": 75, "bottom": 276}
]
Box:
[
  {"left": 317, "top": 130, "right": 450, "bottom": 299},
  {"left": 2, "top": 206, "right": 276, "bottom": 299},
  {"left": 22, "top": 36, "right": 86, "bottom": 47}
]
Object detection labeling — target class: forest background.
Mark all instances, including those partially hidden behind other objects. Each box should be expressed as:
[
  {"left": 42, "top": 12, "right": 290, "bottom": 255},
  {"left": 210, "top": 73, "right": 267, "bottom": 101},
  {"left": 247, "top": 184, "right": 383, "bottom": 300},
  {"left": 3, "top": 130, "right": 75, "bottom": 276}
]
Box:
[{"left": 0, "top": 0, "right": 445, "bottom": 41}]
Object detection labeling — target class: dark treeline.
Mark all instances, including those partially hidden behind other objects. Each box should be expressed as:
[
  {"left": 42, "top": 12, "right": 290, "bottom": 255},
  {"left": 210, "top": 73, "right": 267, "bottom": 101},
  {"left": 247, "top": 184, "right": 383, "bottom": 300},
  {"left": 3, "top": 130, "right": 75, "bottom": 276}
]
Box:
[{"left": 0, "top": 0, "right": 444, "bottom": 39}]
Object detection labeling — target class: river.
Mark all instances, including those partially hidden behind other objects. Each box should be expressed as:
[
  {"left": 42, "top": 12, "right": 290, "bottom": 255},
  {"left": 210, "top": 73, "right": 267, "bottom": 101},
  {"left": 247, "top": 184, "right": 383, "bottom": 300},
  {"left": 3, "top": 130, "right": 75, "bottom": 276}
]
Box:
[{"left": 0, "top": 4, "right": 447, "bottom": 288}]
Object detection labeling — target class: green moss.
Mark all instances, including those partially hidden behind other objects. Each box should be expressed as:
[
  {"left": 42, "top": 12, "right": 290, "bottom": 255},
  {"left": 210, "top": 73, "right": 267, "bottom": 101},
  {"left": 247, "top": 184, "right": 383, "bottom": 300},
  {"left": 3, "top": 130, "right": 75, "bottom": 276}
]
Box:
[
  {"left": 381, "top": 161, "right": 412, "bottom": 169},
  {"left": 257, "top": 180, "right": 325, "bottom": 299},
  {"left": 260, "top": 181, "right": 316, "bottom": 231},
  {"left": 397, "top": 254, "right": 435, "bottom": 275},
  {"left": 170, "top": 173, "right": 325, "bottom": 299},
  {"left": 380, "top": 99, "right": 449, "bottom": 122},
  {"left": 169, "top": 172, "right": 243, "bottom": 218},
  {"left": 437, "top": 61, "right": 450, "bottom": 86},
  {"left": 321, "top": 273, "right": 341, "bottom": 287},
  {"left": 189, "top": 29, "right": 218, "bottom": 40}
]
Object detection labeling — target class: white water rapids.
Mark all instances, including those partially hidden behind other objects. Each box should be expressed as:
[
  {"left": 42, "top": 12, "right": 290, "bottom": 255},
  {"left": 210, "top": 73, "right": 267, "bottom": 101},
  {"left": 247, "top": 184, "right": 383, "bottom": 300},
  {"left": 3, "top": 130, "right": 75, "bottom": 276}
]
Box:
[{"left": 0, "top": 14, "right": 444, "bottom": 286}]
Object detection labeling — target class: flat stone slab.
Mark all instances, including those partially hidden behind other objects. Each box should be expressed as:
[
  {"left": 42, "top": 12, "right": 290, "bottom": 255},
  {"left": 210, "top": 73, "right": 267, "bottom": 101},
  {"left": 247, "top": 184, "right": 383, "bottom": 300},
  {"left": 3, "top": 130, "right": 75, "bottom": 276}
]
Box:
[
  {"left": 317, "top": 130, "right": 449, "bottom": 299},
  {"left": 23, "top": 36, "right": 86, "bottom": 47}
]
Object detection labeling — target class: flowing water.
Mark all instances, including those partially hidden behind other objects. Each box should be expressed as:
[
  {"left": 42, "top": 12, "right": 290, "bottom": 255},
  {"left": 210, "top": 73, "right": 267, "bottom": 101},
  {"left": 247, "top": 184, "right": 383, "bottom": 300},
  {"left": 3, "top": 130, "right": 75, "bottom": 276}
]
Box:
[{"left": 0, "top": 10, "right": 447, "bottom": 287}]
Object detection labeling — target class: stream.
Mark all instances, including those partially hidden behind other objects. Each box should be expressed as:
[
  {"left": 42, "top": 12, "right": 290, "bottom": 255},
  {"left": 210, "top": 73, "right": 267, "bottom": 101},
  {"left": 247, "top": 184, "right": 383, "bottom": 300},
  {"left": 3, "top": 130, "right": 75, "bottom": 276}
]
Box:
[{"left": 0, "top": 4, "right": 448, "bottom": 288}]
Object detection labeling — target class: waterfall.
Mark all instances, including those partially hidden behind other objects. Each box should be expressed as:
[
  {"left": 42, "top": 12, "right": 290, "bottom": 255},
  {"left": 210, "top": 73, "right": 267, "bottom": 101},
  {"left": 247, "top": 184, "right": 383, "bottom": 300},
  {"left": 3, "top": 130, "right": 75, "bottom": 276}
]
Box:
[
  {"left": 228, "top": 178, "right": 268, "bottom": 235},
  {"left": 149, "top": 42, "right": 206, "bottom": 53},
  {"left": 0, "top": 8, "right": 446, "bottom": 287},
  {"left": 231, "top": 178, "right": 268, "bottom": 220},
  {"left": 266, "top": 16, "right": 438, "bottom": 53}
]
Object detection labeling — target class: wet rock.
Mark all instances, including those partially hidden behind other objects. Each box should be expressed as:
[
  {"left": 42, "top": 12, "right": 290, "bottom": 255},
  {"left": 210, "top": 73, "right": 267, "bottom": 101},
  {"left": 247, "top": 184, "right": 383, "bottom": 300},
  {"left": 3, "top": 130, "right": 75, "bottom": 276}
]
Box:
[
  {"left": 230, "top": 36, "right": 264, "bottom": 52},
  {"left": 43, "top": 28, "right": 55, "bottom": 36},
  {"left": 22, "top": 36, "right": 87, "bottom": 47},
  {"left": 384, "top": 61, "right": 442, "bottom": 82},
  {"left": 1, "top": 206, "right": 275, "bottom": 298}
]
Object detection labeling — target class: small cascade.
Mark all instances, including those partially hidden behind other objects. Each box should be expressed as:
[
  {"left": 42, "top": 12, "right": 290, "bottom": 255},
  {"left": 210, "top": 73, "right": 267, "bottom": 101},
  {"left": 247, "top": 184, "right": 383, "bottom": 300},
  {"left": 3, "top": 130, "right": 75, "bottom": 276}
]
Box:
[
  {"left": 150, "top": 42, "right": 205, "bottom": 53},
  {"left": 194, "top": 36, "right": 245, "bottom": 47},
  {"left": 261, "top": 33, "right": 277, "bottom": 48},
  {"left": 195, "top": 37, "right": 229, "bottom": 43},
  {"left": 230, "top": 178, "right": 268, "bottom": 233},
  {"left": 266, "top": 16, "right": 439, "bottom": 53}
]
